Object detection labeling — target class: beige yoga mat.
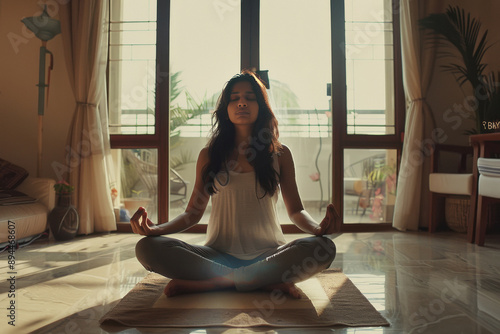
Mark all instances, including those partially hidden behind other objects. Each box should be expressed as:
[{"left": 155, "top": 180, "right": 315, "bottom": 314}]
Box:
[{"left": 100, "top": 269, "right": 389, "bottom": 328}]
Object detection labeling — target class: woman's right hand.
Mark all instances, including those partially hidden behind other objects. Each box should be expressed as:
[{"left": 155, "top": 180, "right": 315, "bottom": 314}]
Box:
[{"left": 130, "top": 207, "right": 160, "bottom": 236}]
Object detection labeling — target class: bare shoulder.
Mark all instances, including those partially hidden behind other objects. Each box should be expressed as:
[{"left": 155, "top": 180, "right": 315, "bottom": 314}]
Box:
[
  {"left": 279, "top": 143, "right": 290, "bottom": 154},
  {"left": 199, "top": 147, "right": 209, "bottom": 159},
  {"left": 278, "top": 144, "right": 295, "bottom": 170},
  {"left": 196, "top": 147, "right": 210, "bottom": 169}
]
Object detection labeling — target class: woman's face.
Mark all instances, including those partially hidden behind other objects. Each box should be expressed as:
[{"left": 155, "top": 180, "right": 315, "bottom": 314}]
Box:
[{"left": 227, "top": 81, "right": 259, "bottom": 127}]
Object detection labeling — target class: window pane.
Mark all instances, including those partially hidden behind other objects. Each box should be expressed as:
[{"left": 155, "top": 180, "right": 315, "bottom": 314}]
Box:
[
  {"left": 169, "top": 0, "right": 240, "bottom": 221},
  {"left": 112, "top": 148, "right": 158, "bottom": 224},
  {"left": 344, "top": 148, "right": 397, "bottom": 223},
  {"left": 345, "top": 0, "right": 395, "bottom": 135},
  {"left": 261, "top": 0, "right": 332, "bottom": 223},
  {"left": 109, "top": 0, "right": 157, "bottom": 135}
]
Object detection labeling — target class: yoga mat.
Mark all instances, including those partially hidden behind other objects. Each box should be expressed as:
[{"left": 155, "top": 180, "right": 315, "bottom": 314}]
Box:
[{"left": 100, "top": 269, "right": 389, "bottom": 328}]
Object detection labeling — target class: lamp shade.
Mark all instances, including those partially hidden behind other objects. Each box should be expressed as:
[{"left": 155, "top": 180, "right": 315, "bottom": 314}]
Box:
[{"left": 21, "top": 5, "right": 61, "bottom": 41}]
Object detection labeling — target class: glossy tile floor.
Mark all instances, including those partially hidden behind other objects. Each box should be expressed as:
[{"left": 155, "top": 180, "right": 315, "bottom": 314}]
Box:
[{"left": 1, "top": 230, "right": 499, "bottom": 334}]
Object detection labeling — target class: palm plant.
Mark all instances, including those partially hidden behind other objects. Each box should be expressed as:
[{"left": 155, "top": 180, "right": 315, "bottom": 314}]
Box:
[
  {"left": 419, "top": 5, "right": 500, "bottom": 133},
  {"left": 169, "top": 71, "right": 212, "bottom": 149},
  {"left": 267, "top": 79, "right": 300, "bottom": 109}
]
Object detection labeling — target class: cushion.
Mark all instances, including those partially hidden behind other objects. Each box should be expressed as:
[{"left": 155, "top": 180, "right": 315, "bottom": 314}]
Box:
[
  {"left": 16, "top": 177, "right": 56, "bottom": 210},
  {"left": 477, "top": 158, "right": 500, "bottom": 177},
  {"left": 0, "top": 189, "right": 36, "bottom": 205},
  {"left": 478, "top": 174, "right": 500, "bottom": 199},
  {"left": 0, "top": 202, "right": 49, "bottom": 243},
  {"left": 0, "top": 158, "right": 29, "bottom": 190},
  {"left": 429, "top": 173, "right": 473, "bottom": 196}
]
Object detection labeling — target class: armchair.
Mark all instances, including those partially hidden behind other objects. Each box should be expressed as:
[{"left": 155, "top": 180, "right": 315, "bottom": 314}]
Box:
[{"left": 428, "top": 144, "right": 474, "bottom": 239}]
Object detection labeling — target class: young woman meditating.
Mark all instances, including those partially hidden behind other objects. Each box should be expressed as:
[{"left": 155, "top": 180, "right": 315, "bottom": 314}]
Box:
[{"left": 131, "top": 70, "right": 339, "bottom": 298}]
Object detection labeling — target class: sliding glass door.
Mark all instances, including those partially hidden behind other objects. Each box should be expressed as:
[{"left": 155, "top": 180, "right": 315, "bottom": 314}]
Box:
[
  {"left": 108, "top": 0, "right": 160, "bottom": 225},
  {"left": 260, "top": 0, "right": 332, "bottom": 225},
  {"left": 168, "top": 0, "right": 240, "bottom": 222},
  {"left": 339, "top": 0, "right": 403, "bottom": 229},
  {"left": 108, "top": 0, "right": 403, "bottom": 232},
  {"left": 259, "top": 0, "right": 403, "bottom": 230}
]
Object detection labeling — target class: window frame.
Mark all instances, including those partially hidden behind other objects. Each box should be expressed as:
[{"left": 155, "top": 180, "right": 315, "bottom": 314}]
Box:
[
  {"left": 108, "top": 0, "right": 404, "bottom": 232},
  {"left": 331, "top": 0, "right": 404, "bottom": 232}
]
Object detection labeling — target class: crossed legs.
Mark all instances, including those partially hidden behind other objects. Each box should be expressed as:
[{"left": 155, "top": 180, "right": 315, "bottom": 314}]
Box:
[{"left": 135, "top": 235, "right": 336, "bottom": 298}]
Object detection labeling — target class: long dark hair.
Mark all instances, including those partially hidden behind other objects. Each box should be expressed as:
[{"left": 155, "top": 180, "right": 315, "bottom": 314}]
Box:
[{"left": 202, "top": 70, "right": 282, "bottom": 196}]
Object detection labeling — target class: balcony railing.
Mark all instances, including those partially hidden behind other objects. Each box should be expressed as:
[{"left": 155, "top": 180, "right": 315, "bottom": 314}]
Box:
[{"left": 110, "top": 108, "right": 394, "bottom": 137}]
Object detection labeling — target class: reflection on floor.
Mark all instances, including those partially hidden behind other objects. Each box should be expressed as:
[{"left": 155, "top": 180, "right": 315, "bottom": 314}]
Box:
[{"left": 1, "top": 231, "right": 499, "bottom": 333}]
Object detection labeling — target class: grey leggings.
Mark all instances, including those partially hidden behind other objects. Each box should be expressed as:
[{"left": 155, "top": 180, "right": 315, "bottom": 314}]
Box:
[{"left": 135, "top": 235, "right": 336, "bottom": 291}]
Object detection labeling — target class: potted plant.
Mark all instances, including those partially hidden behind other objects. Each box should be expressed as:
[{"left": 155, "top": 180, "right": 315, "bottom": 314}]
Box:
[
  {"left": 53, "top": 180, "right": 74, "bottom": 205},
  {"left": 419, "top": 5, "right": 500, "bottom": 133},
  {"left": 367, "top": 161, "right": 397, "bottom": 221}
]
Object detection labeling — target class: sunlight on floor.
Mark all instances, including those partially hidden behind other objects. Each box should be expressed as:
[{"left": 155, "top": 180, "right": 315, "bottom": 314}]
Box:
[{"left": 1, "top": 231, "right": 499, "bottom": 333}]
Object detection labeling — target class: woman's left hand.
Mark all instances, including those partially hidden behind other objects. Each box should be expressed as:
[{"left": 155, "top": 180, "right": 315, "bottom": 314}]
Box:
[{"left": 314, "top": 204, "right": 341, "bottom": 236}]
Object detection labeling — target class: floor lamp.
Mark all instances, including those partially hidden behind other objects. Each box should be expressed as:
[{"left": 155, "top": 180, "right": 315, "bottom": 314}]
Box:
[{"left": 21, "top": 5, "right": 61, "bottom": 177}]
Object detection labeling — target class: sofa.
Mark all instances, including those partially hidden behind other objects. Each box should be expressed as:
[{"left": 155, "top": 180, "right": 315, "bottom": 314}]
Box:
[{"left": 0, "top": 177, "right": 56, "bottom": 245}]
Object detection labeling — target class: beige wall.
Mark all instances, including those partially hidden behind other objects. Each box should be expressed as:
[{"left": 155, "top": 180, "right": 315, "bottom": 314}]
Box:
[{"left": 0, "top": 0, "right": 74, "bottom": 180}]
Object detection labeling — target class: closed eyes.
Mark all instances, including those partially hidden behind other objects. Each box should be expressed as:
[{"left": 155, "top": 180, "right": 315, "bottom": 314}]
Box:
[{"left": 230, "top": 93, "right": 257, "bottom": 101}]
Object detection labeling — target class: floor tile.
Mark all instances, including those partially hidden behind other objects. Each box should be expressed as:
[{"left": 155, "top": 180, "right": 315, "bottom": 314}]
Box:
[{"left": 1, "top": 231, "right": 499, "bottom": 333}]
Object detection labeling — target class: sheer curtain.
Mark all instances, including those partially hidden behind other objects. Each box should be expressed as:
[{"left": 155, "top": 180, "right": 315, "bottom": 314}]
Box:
[
  {"left": 60, "top": 0, "right": 116, "bottom": 234},
  {"left": 393, "top": 0, "right": 442, "bottom": 231}
]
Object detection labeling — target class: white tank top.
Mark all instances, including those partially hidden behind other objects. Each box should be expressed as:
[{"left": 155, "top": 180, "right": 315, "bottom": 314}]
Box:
[{"left": 205, "top": 155, "right": 287, "bottom": 260}]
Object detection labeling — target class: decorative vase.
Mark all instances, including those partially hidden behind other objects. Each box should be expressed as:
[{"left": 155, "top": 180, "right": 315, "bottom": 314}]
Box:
[{"left": 48, "top": 194, "right": 80, "bottom": 241}]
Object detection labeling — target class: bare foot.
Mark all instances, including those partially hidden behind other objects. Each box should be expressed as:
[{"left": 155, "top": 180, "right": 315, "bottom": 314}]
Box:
[
  {"left": 164, "top": 277, "right": 234, "bottom": 297},
  {"left": 262, "top": 282, "right": 302, "bottom": 299}
]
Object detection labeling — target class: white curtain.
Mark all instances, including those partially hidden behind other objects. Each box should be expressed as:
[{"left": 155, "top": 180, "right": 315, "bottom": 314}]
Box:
[
  {"left": 60, "top": 0, "right": 116, "bottom": 234},
  {"left": 393, "top": 1, "right": 441, "bottom": 231}
]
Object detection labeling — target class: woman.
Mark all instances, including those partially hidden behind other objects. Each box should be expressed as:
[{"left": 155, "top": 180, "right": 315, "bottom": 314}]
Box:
[{"left": 131, "top": 70, "right": 339, "bottom": 298}]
